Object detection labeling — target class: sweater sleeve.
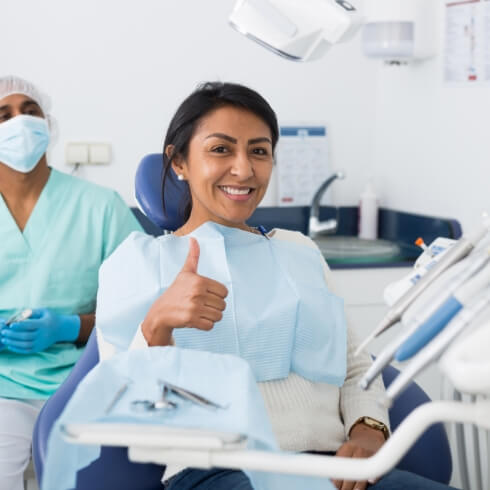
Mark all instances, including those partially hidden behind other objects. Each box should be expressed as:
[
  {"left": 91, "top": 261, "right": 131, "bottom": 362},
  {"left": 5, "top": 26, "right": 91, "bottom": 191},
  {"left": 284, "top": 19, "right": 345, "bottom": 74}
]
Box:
[{"left": 340, "top": 326, "right": 391, "bottom": 438}]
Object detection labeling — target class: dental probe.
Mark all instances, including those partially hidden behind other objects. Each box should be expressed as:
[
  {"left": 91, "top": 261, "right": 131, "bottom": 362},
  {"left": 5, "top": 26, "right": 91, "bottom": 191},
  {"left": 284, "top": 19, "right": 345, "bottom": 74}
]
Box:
[
  {"left": 383, "top": 289, "right": 490, "bottom": 406},
  {"left": 5, "top": 309, "right": 33, "bottom": 326},
  {"left": 355, "top": 217, "right": 490, "bottom": 356},
  {"left": 358, "top": 250, "right": 490, "bottom": 390},
  {"left": 105, "top": 381, "right": 131, "bottom": 415},
  {"left": 395, "top": 260, "right": 490, "bottom": 361}
]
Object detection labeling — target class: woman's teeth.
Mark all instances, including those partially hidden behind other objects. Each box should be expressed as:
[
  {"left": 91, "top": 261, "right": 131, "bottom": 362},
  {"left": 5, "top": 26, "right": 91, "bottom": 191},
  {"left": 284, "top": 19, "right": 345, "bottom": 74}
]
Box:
[{"left": 221, "top": 186, "right": 251, "bottom": 195}]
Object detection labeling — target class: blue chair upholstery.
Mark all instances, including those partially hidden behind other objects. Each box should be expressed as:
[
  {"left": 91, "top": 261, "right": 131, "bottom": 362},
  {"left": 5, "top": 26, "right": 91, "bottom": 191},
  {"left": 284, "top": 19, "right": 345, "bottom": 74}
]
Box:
[
  {"left": 32, "top": 331, "right": 166, "bottom": 489},
  {"left": 135, "top": 153, "right": 188, "bottom": 231},
  {"left": 32, "top": 153, "right": 452, "bottom": 487},
  {"left": 381, "top": 365, "right": 452, "bottom": 484}
]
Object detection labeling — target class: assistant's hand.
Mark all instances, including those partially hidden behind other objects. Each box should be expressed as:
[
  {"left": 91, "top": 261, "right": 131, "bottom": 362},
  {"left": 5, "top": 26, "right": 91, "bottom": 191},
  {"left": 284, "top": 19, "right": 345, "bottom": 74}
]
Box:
[
  {"left": 142, "top": 237, "right": 228, "bottom": 346},
  {"left": 1, "top": 308, "right": 81, "bottom": 354},
  {"left": 332, "top": 423, "right": 386, "bottom": 490},
  {"left": 0, "top": 318, "right": 6, "bottom": 352}
]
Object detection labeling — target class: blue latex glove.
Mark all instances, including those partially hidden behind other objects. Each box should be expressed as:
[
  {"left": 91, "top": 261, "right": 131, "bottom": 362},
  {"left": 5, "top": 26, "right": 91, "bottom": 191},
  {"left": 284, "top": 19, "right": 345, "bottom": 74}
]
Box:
[
  {"left": 0, "top": 318, "right": 6, "bottom": 352},
  {"left": 0, "top": 308, "right": 80, "bottom": 354}
]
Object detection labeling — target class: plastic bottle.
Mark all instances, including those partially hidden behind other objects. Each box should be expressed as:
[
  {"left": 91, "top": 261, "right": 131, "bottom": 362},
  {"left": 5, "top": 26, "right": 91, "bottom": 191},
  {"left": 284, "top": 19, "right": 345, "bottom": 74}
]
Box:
[{"left": 358, "top": 181, "right": 378, "bottom": 240}]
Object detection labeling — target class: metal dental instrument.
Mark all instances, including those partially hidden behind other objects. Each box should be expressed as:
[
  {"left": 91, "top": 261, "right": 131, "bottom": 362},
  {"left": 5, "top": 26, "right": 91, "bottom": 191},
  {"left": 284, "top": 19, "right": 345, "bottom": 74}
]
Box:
[
  {"left": 359, "top": 249, "right": 490, "bottom": 390},
  {"left": 153, "top": 384, "right": 178, "bottom": 410},
  {"left": 130, "top": 400, "right": 160, "bottom": 412},
  {"left": 5, "top": 309, "right": 33, "bottom": 326},
  {"left": 130, "top": 397, "right": 177, "bottom": 413},
  {"left": 355, "top": 217, "right": 490, "bottom": 356},
  {"left": 383, "top": 289, "right": 490, "bottom": 407},
  {"left": 131, "top": 382, "right": 178, "bottom": 413},
  {"left": 159, "top": 380, "right": 227, "bottom": 410},
  {"left": 105, "top": 382, "right": 131, "bottom": 415}
]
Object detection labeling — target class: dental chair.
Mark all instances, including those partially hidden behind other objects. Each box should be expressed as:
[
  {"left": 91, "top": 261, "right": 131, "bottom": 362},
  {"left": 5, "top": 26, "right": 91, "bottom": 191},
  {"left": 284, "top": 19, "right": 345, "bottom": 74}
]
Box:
[{"left": 31, "top": 153, "right": 453, "bottom": 488}]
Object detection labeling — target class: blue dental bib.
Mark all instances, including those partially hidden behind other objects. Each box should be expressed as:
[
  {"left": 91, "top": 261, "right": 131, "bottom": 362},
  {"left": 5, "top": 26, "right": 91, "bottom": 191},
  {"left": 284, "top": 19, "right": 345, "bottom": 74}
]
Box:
[{"left": 96, "top": 222, "right": 346, "bottom": 385}]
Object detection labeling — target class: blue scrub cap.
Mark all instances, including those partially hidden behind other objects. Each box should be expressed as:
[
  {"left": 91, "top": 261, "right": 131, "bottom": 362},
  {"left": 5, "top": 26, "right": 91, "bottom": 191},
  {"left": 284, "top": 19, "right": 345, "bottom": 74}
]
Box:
[{"left": 0, "top": 75, "right": 51, "bottom": 119}]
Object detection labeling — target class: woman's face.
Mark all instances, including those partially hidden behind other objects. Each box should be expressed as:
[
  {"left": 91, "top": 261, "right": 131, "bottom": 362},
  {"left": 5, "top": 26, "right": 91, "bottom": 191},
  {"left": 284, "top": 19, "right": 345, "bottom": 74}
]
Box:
[
  {"left": 172, "top": 105, "right": 274, "bottom": 229},
  {"left": 0, "top": 93, "right": 44, "bottom": 123}
]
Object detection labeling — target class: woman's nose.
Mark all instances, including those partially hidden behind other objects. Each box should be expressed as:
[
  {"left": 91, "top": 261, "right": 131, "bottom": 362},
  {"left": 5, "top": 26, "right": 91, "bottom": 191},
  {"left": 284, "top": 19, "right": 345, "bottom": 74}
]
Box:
[{"left": 230, "top": 151, "right": 254, "bottom": 179}]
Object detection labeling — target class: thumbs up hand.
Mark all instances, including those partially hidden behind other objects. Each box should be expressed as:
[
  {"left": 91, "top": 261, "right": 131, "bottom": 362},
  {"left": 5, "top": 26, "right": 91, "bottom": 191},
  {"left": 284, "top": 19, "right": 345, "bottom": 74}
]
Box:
[{"left": 142, "top": 238, "right": 228, "bottom": 346}]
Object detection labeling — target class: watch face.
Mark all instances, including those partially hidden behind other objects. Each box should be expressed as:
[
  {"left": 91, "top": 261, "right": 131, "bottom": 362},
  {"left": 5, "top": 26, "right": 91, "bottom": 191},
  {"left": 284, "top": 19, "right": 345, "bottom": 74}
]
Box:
[{"left": 366, "top": 417, "right": 389, "bottom": 437}]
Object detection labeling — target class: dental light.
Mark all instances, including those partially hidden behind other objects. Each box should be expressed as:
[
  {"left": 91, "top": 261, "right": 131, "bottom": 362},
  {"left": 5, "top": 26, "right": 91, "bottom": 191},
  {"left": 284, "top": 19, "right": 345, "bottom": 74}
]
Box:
[{"left": 228, "top": 0, "right": 362, "bottom": 62}]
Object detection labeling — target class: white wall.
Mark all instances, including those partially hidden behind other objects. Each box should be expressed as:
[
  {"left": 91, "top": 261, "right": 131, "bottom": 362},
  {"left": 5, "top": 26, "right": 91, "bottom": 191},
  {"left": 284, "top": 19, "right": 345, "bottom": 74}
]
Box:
[
  {"left": 4, "top": 1, "right": 488, "bottom": 230},
  {"left": 3, "top": 0, "right": 378, "bottom": 208},
  {"left": 371, "top": 0, "right": 490, "bottom": 233}
]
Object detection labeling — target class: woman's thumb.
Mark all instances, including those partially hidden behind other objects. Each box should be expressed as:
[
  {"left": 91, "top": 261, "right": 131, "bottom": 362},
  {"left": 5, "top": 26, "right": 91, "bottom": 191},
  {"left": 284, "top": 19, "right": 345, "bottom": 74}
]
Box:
[{"left": 180, "top": 237, "right": 200, "bottom": 274}]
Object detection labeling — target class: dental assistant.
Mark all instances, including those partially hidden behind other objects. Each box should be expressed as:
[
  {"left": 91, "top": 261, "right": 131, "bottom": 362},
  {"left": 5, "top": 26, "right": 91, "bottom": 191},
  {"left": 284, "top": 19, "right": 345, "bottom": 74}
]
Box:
[
  {"left": 0, "top": 76, "right": 142, "bottom": 490},
  {"left": 96, "top": 82, "right": 457, "bottom": 490}
]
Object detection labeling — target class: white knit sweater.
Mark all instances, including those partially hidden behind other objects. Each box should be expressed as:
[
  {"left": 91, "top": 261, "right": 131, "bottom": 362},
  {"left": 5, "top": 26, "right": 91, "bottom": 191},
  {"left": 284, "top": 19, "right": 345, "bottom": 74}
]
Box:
[{"left": 96, "top": 228, "right": 390, "bottom": 452}]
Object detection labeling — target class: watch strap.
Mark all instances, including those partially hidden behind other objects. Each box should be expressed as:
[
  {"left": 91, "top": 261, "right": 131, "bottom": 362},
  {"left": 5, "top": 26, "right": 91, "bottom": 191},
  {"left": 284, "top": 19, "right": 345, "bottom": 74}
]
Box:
[{"left": 349, "top": 416, "right": 390, "bottom": 440}]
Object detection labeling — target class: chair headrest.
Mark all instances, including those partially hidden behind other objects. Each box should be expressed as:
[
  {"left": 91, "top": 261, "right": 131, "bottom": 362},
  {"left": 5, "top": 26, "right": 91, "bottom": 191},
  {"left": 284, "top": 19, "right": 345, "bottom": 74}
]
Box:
[{"left": 134, "top": 153, "right": 188, "bottom": 231}]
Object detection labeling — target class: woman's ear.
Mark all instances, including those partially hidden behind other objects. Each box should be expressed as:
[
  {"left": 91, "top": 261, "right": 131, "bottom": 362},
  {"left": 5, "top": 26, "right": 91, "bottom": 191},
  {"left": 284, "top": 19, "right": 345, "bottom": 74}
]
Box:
[
  {"left": 165, "top": 144, "right": 185, "bottom": 179},
  {"left": 164, "top": 144, "right": 175, "bottom": 161}
]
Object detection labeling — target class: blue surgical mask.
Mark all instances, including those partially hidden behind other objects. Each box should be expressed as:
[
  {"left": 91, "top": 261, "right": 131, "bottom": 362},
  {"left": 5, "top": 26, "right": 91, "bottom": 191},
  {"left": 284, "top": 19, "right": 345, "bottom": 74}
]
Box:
[{"left": 0, "top": 115, "right": 50, "bottom": 173}]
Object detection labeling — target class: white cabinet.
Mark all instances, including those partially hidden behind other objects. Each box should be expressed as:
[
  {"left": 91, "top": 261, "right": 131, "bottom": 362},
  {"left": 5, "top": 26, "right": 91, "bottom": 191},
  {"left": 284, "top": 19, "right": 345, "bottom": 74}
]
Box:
[{"left": 330, "top": 266, "right": 407, "bottom": 351}]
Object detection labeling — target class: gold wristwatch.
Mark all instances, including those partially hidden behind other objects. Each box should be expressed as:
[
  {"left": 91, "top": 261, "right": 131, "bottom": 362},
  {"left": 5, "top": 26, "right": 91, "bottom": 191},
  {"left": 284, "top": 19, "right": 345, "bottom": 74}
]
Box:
[{"left": 350, "top": 416, "right": 390, "bottom": 440}]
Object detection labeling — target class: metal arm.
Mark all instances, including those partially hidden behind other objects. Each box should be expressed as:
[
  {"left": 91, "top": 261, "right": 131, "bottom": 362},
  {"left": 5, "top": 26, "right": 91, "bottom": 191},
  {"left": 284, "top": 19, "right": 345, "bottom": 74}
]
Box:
[{"left": 63, "top": 399, "right": 490, "bottom": 481}]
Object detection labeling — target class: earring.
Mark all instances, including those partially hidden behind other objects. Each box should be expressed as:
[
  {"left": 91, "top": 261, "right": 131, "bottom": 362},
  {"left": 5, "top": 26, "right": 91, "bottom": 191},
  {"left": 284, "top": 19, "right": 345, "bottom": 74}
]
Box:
[{"left": 177, "top": 174, "right": 184, "bottom": 181}]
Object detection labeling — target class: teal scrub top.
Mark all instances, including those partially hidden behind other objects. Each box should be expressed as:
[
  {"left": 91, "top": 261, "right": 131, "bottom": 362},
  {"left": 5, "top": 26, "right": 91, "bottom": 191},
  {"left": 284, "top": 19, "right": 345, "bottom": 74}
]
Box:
[{"left": 0, "top": 168, "right": 142, "bottom": 399}]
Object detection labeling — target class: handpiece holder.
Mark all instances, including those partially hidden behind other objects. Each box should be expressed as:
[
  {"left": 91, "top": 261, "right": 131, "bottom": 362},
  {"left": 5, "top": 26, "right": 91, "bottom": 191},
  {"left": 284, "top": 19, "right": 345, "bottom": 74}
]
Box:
[{"left": 356, "top": 214, "right": 490, "bottom": 356}]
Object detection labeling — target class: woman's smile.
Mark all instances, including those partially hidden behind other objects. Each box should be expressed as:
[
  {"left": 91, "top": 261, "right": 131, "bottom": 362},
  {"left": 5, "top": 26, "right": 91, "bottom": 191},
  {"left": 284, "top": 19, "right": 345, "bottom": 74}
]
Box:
[{"left": 218, "top": 185, "right": 255, "bottom": 201}]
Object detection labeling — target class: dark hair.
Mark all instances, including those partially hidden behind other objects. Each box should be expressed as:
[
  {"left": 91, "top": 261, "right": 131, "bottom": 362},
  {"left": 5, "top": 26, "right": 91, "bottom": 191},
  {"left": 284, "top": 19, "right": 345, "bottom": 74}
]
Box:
[{"left": 161, "top": 81, "right": 279, "bottom": 222}]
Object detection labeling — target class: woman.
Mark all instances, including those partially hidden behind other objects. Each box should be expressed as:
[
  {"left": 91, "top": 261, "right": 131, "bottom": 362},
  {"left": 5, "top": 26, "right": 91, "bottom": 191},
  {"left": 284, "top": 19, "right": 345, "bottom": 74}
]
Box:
[
  {"left": 0, "top": 75, "right": 142, "bottom": 490},
  {"left": 96, "top": 82, "right": 457, "bottom": 490}
]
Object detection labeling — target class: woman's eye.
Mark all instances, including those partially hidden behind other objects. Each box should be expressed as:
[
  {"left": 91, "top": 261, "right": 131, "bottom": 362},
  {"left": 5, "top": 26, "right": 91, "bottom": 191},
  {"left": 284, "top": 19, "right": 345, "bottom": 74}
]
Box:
[
  {"left": 252, "top": 147, "right": 268, "bottom": 156},
  {"left": 0, "top": 113, "right": 10, "bottom": 122},
  {"left": 211, "top": 145, "right": 229, "bottom": 154}
]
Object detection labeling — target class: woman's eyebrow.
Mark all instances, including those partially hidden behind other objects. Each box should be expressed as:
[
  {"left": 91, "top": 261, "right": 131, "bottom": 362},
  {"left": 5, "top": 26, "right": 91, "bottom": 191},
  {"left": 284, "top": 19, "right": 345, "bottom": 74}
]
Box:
[
  {"left": 0, "top": 104, "right": 10, "bottom": 112},
  {"left": 205, "top": 133, "right": 237, "bottom": 144},
  {"left": 204, "top": 133, "right": 272, "bottom": 146},
  {"left": 248, "top": 137, "right": 272, "bottom": 145}
]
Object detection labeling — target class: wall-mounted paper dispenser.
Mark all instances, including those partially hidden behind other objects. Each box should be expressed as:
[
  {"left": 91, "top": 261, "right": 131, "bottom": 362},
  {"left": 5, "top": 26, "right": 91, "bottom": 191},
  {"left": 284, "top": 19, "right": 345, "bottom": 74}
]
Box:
[{"left": 362, "top": 0, "right": 438, "bottom": 64}]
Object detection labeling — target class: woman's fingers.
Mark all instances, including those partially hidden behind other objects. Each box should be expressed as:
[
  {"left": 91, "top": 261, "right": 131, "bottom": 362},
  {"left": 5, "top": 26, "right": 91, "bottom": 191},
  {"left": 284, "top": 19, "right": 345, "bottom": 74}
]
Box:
[
  {"left": 204, "top": 295, "right": 227, "bottom": 311},
  {"left": 334, "top": 444, "right": 372, "bottom": 490},
  {"left": 199, "top": 305, "right": 224, "bottom": 323},
  {"left": 204, "top": 278, "right": 228, "bottom": 299},
  {"left": 340, "top": 479, "right": 357, "bottom": 490},
  {"left": 193, "top": 317, "right": 215, "bottom": 331},
  {"left": 332, "top": 442, "right": 355, "bottom": 490}
]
